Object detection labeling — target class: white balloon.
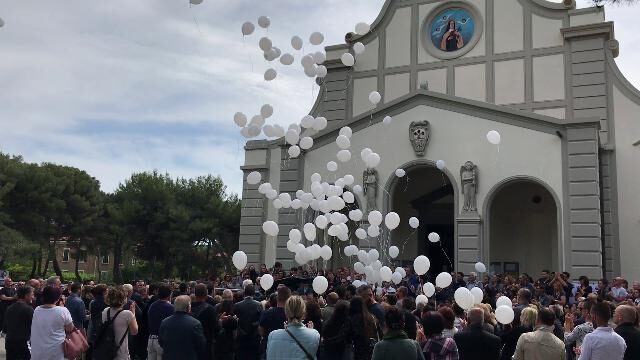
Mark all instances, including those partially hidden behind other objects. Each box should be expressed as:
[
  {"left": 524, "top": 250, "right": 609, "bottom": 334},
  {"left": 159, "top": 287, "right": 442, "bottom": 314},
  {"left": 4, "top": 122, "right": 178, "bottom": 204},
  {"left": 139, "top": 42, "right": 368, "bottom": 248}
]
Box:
[
  {"left": 342, "top": 191, "right": 355, "bottom": 204},
  {"left": 475, "top": 262, "right": 487, "bottom": 273},
  {"left": 280, "top": 53, "right": 294, "bottom": 65},
  {"left": 368, "top": 211, "right": 383, "bottom": 226},
  {"left": 266, "top": 189, "right": 278, "bottom": 200},
  {"left": 232, "top": 251, "right": 247, "bottom": 270},
  {"left": 409, "top": 217, "right": 420, "bottom": 229},
  {"left": 264, "top": 68, "right": 277, "bottom": 81},
  {"left": 233, "top": 112, "right": 247, "bottom": 127},
  {"left": 320, "top": 245, "right": 332, "bottom": 260},
  {"left": 316, "top": 65, "right": 328, "bottom": 78},
  {"left": 257, "top": 15, "right": 270, "bottom": 28},
  {"left": 290, "top": 35, "right": 304, "bottom": 50},
  {"left": 384, "top": 212, "right": 400, "bottom": 230},
  {"left": 299, "top": 137, "right": 314, "bottom": 150},
  {"left": 287, "top": 240, "right": 298, "bottom": 252},
  {"left": 304, "top": 223, "right": 317, "bottom": 241},
  {"left": 436, "top": 160, "right": 446, "bottom": 170},
  {"left": 391, "top": 272, "right": 402, "bottom": 285},
  {"left": 416, "top": 295, "right": 429, "bottom": 306},
  {"left": 272, "top": 199, "right": 283, "bottom": 209},
  {"left": 261, "top": 273, "right": 274, "bottom": 290},
  {"left": 496, "top": 296, "right": 512, "bottom": 308},
  {"left": 470, "top": 287, "right": 484, "bottom": 304},
  {"left": 369, "top": 249, "right": 380, "bottom": 262},
  {"left": 389, "top": 246, "right": 399, "bottom": 259},
  {"left": 496, "top": 305, "right": 515, "bottom": 325},
  {"left": 423, "top": 282, "right": 436, "bottom": 297},
  {"left": 288, "top": 123, "right": 302, "bottom": 134},
  {"left": 258, "top": 182, "right": 272, "bottom": 194},
  {"left": 428, "top": 232, "right": 440, "bottom": 243},
  {"left": 309, "top": 32, "right": 324, "bottom": 45},
  {"left": 344, "top": 174, "right": 355, "bottom": 186},
  {"left": 349, "top": 209, "right": 363, "bottom": 222},
  {"left": 301, "top": 54, "right": 315, "bottom": 68},
  {"left": 337, "top": 150, "right": 351, "bottom": 163},
  {"left": 395, "top": 169, "right": 406, "bottom": 178},
  {"left": 383, "top": 116, "right": 393, "bottom": 125},
  {"left": 285, "top": 129, "right": 299, "bottom": 145},
  {"left": 341, "top": 53, "right": 355, "bottom": 67},
  {"left": 487, "top": 130, "right": 502, "bottom": 145},
  {"left": 289, "top": 229, "right": 302, "bottom": 243},
  {"left": 288, "top": 145, "right": 301, "bottom": 158},
  {"left": 367, "top": 225, "right": 380, "bottom": 237},
  {"left": 249, "top": 115, "right": 265, "bottom": 127},
  {"left": 360, "top": 148, "right": 373, "bottom": 160},
  {"left": 380, "top": 266, "right": 392, "bottom": 282},
  {"left": 368, "top": 91, "right": 382, "bottom": 105},
  {"left": 395, "top": 267, "right": 406, "bottom": 278},
  {"left": 313, "top": 117, "right": 328, "bottom": 131},
  {"left": 327, "top": 161, "right": 338, "bottom": 172},
  {"left": 355, "top": 22, "right": 371, "bottom": 35},
  {"left": 435, "top": 272, "right": 453, "bottom": 288},
  {"left": 241, "top": 21, "right": 255, "bottom": 36},
  {"left": 365, "top": 153, "right": 381, "bottom": 168},
  {"left": 313, "top": 51, "right": 326, "bottom": 64},
  {"left": 352, "top": 185, "right": 363, "bottom": 194},
  {"left": 315, "top": 215, "right": 329, "bottom": 229},
  {"left": 454, "top": 287, "right": 474, "bottom": 310},
  {"left": 262, "top": 221, "right": 279, "bottom": 237},
  {"left": 353, "top": 42, "right": 365, "bottom": 55},
  {"left": 264, "top": 48, "right": 280, "bottom": 62},
  {"left": 336, "top": 135, "right": 351, "bottom": 149},
  {"left": 312, "top": 276, "right": 329, "bottom": 294},
  {"left": 339, "top": 126, "right": 353, "bottom": 138},
  {"left": 355, "top": 228, "right": 367, "bottom": 240},
  {"left": 259, "top": 37, "right": 273, "bottom": 52},
  {"left": 247, "top": 171, "right": 261, "bottom": 185},
  {"left": 246, "top": 125, "right": 261, "bottom": 138},
  {"left": 272, "top": 125, "right": 285, "bottom": 138},
  {"left": 354, "top": 262, "right": 366, "bottom": 274},
  {"left": 260, "top": 104, "right": 273, "bottom": 119},
  {"left": 414, "top": 255, "right": 431, "bottom": 275}
]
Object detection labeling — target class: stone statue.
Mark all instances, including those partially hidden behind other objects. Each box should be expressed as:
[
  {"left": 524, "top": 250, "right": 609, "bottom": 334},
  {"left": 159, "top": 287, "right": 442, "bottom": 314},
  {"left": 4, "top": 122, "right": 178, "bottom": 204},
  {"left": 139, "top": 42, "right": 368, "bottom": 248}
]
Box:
[
  {"left": 363, "top": 168, "right": 378, "bottom": 214},
  {"left": 409, "top": 121, "right": 430, "bottom": 157},
  {"left": 460, "top": 161, "right": 478, "bottom": 213}
]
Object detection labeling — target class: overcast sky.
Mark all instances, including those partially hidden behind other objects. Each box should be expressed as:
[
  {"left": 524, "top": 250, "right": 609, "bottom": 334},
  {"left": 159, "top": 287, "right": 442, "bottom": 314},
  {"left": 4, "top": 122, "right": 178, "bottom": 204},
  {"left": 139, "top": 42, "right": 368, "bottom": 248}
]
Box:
[{"left": 0, "top": 0, "right": 638, "bottom": 196}]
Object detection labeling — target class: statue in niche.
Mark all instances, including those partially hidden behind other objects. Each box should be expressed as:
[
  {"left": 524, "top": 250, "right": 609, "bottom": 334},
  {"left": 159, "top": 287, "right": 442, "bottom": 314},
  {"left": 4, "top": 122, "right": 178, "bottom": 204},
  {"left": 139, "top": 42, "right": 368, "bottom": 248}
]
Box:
[
  {"left": 460, "top": 161, "right": 478, "bottom": 213},
  {"left": 409, "top": 121, "right": 431, "bottom": 157},
  {"left": 363, "top": 168, "right": 378, "bottom": 214}
]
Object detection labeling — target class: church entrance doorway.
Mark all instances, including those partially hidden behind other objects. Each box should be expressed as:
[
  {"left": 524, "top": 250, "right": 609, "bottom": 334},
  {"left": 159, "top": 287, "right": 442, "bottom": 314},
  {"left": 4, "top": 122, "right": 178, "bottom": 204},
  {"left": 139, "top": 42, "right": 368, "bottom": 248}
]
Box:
[
  {"left": 389, "top": 163, "right": 456, "bottom": 280},
  {"left": 486, "top": 179, "right": 559, "bottom": 277}
]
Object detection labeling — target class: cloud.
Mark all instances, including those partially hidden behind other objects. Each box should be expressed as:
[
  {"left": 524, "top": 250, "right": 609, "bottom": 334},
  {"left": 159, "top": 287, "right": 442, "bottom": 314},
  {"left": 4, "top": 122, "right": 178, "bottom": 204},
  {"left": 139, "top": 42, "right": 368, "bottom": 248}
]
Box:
[{"left": 0, "top": 0, "right": 638, "bottom": 196}]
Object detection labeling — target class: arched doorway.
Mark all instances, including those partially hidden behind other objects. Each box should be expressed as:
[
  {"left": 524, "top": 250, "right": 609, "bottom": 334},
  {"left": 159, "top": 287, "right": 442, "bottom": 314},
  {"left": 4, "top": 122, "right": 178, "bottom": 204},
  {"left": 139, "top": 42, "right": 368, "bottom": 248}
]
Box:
[
  {"left": 486, "top": 179, "right": 560, "bottom": 276},
  {"left": 387, "top": 162, "right": 456, "bottom": 279}
]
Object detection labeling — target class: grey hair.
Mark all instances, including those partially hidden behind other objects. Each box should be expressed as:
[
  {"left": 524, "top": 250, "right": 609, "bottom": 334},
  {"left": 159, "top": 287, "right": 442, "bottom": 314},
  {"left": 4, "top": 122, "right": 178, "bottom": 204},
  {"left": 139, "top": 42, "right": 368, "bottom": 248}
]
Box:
[
  {"left": 174, "top": 295, "right": 191, "bottom": 312},
  {"left": 468, "top": 307, "right": 485, "bottom": 325},
  {"left": 122, "top": 284, "right": 133, "bottom": 294}
]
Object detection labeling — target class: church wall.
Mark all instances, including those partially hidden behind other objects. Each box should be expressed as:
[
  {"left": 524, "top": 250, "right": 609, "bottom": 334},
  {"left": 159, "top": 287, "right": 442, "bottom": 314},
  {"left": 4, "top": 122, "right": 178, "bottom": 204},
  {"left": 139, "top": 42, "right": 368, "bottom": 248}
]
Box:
[
  {"left": 384, "top": 73, "right": 411, "bottom": 103},
  {"left": 353, "top": 77, "right": 378, "bottom": 117},
  {"left": 494, "top": 59, "right": 525, "bottom": 105},
  {"left": 493, "top": 0, "right": 524, "bottom": 54},
  {"left": 612, "top": 86, "right": 640, "bottom": 281},
  {"left": 385, "top": 7, "right": 412, "bottom": 68},
  {"left": 455, "top": 64, "right": 486, "bottom": 102},
  {"left": 354, "top": 37, "right": 379, "bottom": 72},
  {"left": 533, "top": 54, "right": 565, "bottom": 102},
  {"left": 417, "top": 68, "right": 447, "bottom": 93}
]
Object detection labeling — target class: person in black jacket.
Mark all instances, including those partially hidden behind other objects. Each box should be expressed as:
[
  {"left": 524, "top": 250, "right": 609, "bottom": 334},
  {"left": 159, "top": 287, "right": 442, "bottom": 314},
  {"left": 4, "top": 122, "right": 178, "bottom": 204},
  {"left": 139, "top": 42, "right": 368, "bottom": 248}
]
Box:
[
  {"left": 191, "top": 284, "right": 219, "bottom": 359},
  {"left": 322, "top": 302, "right": 351, "bottom": 359},
  {"left": 215, "top": 300, "right": 238, "bottom": 360},
  {"left": 233, "top": 284, "right": 263, "bottom": 360},
  {"left": 159, "top": 295, "right": 206, "bottom": 360},
  {"left": 453, "top": 307, "right": 501, "bottom": 360},
  {"left": 614, "top": 304, "right": 640, "bottom": 360}
]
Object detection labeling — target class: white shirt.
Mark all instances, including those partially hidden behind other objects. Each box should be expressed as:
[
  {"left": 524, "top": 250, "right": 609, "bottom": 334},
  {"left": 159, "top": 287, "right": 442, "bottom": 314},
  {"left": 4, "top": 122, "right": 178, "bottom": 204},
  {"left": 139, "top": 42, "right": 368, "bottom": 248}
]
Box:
[
  {"left": 578, "top": 326, "right": 626, "bottom": 360},
  {"left": 30, "top": 306, "right": 73, "bottom": 360}
]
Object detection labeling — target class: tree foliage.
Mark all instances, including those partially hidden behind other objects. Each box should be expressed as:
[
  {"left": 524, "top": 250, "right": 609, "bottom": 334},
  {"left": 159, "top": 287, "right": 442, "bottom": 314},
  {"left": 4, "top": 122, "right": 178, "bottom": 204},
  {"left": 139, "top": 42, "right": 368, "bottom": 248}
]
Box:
[{"left": 0, "top": 153, "right": 240, "bottom": 282}]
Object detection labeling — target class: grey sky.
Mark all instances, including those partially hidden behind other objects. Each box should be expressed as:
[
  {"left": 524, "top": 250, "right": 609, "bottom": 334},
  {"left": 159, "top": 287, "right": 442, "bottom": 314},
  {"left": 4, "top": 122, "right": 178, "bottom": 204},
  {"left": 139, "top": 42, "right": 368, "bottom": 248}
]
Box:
[{"left": 0, "top": 0, "right": 638, "bottom": 196}]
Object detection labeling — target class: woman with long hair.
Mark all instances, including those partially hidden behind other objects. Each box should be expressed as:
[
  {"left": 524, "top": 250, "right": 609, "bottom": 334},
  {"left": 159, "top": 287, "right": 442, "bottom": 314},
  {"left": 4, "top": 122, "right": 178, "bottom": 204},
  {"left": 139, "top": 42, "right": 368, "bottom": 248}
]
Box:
[
  {"left": 266, "top": 296, "right": 320, "bottom": 360},
  {"left": 215, "top": 299, "right": 238, "bottom": 360},
  {"left": 102, "top": 286, "right": 139, "bottom": 360},
  {"left": 322, "top": 302, "right": 351, "bottom": 359},
  {"left": 439, "top": 19, "right": 464, "bottom": 51},
  {"left": 348, "top": 296, "right": 382, "bottom": 360}
]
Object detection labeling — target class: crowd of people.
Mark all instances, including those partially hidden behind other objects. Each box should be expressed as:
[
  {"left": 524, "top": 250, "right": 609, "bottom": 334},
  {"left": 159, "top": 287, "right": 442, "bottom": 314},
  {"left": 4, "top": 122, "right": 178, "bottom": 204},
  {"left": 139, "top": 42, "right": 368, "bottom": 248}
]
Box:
[{"left": 1, "top": 264, "right": 640, "bottom": 360}]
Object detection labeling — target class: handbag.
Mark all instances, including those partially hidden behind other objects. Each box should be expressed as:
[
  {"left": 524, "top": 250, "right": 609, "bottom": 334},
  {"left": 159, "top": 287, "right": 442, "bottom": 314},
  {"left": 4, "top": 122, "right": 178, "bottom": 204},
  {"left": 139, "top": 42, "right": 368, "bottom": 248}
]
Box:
[
  {"left": 285, "top": 329, "right": 314, "bottom": 360},
  {"left": 64, "top": 327, "right": 89, "bottom": 359}
]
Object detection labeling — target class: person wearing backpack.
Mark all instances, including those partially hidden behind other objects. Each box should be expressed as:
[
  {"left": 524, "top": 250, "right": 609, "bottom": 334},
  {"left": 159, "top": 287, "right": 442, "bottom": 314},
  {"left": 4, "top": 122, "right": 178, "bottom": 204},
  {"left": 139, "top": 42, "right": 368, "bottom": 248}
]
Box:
[{"left": 95, "top": 286, "right": 138, "bottom": 360}]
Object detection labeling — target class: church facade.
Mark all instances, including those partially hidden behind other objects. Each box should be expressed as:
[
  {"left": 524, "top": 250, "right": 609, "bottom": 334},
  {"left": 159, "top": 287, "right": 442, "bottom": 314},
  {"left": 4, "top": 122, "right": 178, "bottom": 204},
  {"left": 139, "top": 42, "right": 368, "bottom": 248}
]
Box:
[{"left": 239, "top": 0, "right": 640, "bottom": 281}]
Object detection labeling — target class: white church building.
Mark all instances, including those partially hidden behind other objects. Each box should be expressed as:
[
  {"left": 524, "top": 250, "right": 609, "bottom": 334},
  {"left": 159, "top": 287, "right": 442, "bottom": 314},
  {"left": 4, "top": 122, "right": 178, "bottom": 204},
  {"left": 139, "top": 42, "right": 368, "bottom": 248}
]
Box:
[{"left": 239, "top": 0, "right": 640, "bottom": 281}]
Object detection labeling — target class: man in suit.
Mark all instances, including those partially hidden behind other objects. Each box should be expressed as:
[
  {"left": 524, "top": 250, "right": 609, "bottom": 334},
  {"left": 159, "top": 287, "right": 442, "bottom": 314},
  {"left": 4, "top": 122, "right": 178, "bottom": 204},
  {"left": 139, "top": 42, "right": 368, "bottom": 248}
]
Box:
[
  {"left": 159, "top": 295, "right": 206, "bottom": 360},
  {"left": 454, "top": 307, "right": 501, "bottom": 360},
  {"left": 234, "top": 284, "right": 263, "bottom": 360}
]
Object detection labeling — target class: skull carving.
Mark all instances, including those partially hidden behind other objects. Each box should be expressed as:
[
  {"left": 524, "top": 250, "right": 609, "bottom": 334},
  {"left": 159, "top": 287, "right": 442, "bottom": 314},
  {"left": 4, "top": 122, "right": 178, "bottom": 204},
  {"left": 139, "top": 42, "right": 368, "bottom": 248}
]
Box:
[{"left": 409, "top": 121, "right": 430, "bottom": 157}]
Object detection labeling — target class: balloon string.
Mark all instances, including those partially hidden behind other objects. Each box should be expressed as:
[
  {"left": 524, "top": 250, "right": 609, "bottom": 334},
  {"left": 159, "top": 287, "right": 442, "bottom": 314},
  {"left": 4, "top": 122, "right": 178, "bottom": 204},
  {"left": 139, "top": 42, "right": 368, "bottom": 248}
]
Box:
[
  {"left": 440, "top": 241, "right": 453, "bottom": 270},
  {"left": 401, "top": 229, "right": 418, "bottom": 254}
]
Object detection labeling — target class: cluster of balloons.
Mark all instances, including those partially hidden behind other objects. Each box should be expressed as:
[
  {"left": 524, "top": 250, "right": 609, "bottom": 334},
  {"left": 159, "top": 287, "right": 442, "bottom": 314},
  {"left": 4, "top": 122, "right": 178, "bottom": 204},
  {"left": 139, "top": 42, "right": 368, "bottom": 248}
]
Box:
[{"left": 340, "top": 22, "right": 371, "bottom": 67}]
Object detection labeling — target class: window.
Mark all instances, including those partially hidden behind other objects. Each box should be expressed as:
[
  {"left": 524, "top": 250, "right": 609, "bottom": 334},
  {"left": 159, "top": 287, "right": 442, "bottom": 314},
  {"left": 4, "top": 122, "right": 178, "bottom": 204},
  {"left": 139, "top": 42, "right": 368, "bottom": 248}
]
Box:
[
  {"left": 101, "top": 253, "right": 109, "bottom": 265},
  {"left": 62, "top": 248, "right": 70, "bottom": 263},
  {"left": 78, "top": 250, "right": 88, "bottom": 263},
  {"left": 131, "top": 257, "right": 137, "bottom": 266},
  {"left": 100, "top": 271, "right": 108, "bottom": 279}
]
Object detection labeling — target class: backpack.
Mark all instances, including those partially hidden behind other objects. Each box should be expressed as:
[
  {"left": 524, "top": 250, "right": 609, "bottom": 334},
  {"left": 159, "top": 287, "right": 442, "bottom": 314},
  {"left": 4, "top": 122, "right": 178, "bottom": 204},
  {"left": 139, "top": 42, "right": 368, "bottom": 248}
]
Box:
[{"left": 92, "top": 309, "right": 129, "bottom": 360}]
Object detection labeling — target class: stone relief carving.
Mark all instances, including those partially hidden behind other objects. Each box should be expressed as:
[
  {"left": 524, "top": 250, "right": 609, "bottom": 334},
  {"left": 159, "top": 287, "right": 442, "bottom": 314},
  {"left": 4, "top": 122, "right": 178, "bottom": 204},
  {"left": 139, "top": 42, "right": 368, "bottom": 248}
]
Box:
[
  {"left": 460, "top": 161, "right": 478, "bottom": 213},
  {"left": 409, "top": 121, "right": 431, "bottom": 157},
  {"left": 362, "top": 168, "right": 378, "bottom": 214}
]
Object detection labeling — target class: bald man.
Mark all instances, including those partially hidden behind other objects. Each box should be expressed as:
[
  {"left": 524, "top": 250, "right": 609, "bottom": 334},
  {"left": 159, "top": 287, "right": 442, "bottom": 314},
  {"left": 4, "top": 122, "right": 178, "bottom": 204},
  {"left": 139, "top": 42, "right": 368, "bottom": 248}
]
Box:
[
  {"left": 614, "top": 305, "right": 640, "bottom": 360},
  {"left": 454, "top": 307, "right": 501, "bottom": 360}
]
